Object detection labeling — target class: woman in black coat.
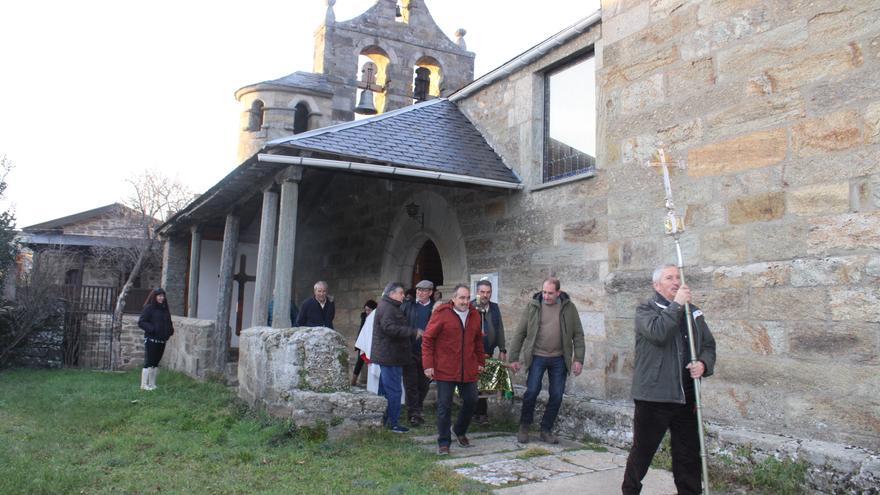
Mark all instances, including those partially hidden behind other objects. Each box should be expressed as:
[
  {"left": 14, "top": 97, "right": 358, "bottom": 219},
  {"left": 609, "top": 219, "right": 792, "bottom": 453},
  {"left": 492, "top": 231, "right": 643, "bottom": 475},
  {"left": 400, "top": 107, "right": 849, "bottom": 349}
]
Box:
[{"left": 138, "top": 288, "right": 174, "bottom": 391}]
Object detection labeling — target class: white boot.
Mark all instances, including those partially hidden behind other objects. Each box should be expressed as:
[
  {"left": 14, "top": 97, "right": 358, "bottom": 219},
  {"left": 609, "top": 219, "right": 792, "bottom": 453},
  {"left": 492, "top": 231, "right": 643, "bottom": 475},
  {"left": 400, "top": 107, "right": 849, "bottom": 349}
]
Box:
[
  {"left": 148, "top": 367, "right": 159, "bottom": 390},
  {"left": 140, "top": 368, "right": 151, "bottom": 391}
]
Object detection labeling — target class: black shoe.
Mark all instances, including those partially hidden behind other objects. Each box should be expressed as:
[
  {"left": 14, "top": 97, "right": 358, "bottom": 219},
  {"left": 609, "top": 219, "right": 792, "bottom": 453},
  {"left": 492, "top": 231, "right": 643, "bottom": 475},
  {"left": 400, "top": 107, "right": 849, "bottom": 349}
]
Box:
[
  {"left": 389, "top": 425, "right": 410, "bottom": 433},
  {"left": 409, "top": 416, "right": 424, "bottom": 427}
]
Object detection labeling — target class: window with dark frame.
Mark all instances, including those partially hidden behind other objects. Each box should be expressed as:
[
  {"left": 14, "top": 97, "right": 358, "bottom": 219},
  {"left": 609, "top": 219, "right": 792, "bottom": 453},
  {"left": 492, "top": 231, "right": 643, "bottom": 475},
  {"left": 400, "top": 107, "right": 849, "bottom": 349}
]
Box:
[{"left": 542, "top": 53, "right": 596, "bottom": 183}]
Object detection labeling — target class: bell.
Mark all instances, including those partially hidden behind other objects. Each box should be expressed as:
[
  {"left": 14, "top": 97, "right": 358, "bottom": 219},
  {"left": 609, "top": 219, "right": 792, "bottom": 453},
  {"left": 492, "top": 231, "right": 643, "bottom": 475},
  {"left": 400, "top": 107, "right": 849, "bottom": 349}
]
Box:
[{"left": 355, "top": 89, "right": 377, "bottom": 115}]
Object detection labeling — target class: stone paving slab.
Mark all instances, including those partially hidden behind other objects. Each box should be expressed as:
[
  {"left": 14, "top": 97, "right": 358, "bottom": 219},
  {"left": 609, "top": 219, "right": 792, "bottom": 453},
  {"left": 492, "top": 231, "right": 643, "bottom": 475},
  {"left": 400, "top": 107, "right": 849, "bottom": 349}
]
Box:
[
  {"left": 427, "top": 432, "right": 676, "bottom": 493},
  {"left": 418, "top": 433, "right": 583, "bottom": 458},
  {"left": 558, "top": 449, "right": 629, "bottom": 471},
  {"left": 492, "top": 467, "right": 677, "bottom": 494}
]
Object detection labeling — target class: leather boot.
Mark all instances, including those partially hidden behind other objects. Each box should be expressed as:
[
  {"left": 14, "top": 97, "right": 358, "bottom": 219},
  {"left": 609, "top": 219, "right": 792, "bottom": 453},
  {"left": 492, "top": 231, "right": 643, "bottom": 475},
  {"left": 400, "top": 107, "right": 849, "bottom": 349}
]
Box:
[{"left": 517, "top": 424, "right": 530, "bottom": 443}]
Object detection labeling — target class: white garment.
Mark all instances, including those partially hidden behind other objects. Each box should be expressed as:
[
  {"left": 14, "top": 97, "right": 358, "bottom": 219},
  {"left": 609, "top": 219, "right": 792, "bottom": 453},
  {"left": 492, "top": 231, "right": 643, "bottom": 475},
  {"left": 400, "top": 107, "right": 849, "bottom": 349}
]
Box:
[{"left": 354, "top": 310, "right": 404, "bottom": 403}]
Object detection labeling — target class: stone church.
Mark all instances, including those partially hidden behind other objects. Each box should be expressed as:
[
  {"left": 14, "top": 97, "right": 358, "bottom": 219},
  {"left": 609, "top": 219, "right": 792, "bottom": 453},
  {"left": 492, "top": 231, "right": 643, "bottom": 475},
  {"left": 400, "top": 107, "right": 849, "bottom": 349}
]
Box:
[{"left": 156, "top": 0, "right": 879, "bottom": 484}]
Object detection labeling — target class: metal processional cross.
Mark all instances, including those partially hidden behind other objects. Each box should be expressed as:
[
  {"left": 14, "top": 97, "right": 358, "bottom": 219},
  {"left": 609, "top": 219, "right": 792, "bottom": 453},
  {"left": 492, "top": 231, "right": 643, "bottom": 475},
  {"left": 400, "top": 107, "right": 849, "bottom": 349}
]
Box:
[{"left": 644, "top": 145, "right": 710, "bottom": 495}]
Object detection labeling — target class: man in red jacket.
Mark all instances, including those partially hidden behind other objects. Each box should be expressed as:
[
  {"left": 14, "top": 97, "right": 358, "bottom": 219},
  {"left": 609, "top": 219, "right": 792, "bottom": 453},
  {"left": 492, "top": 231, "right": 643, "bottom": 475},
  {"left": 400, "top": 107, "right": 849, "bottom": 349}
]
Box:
[{"left": 422, "top": 284, "right": 486, "bottom": 455}]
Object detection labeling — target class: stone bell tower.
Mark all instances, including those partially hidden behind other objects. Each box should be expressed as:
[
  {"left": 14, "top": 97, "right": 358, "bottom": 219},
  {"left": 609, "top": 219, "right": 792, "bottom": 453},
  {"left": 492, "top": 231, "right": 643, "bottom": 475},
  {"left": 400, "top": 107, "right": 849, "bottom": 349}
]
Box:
[{"left": 235, "top": 0, "right": 475, "bottom": 163}]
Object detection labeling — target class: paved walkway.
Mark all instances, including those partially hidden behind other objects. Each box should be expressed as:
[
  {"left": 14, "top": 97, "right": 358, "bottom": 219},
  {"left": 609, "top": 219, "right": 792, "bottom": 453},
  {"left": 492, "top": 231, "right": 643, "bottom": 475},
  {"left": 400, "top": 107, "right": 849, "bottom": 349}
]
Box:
[{"left": 412, "top": 431, "right": 677, "bottom": 494}]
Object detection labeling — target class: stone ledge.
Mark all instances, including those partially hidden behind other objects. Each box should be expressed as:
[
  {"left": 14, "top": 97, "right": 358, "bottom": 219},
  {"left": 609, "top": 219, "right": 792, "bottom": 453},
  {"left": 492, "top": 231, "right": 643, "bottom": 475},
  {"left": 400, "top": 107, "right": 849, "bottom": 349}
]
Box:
[{"left": 491, "top": 388, "right": 880, "bottom": 493}]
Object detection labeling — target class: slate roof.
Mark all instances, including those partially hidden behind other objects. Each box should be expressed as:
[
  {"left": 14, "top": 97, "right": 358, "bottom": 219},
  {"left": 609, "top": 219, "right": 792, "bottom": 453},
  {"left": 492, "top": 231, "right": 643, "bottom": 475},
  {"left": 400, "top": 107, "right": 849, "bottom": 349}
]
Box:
[
  {"left": 268, "top": 98, "right": 520, "bottom": 184},
  {"left": 239, "top": 71, "right": 334, "bottom": 95},
  {"left": 22, "top": 203, "right": 138, "bottom": 232}
]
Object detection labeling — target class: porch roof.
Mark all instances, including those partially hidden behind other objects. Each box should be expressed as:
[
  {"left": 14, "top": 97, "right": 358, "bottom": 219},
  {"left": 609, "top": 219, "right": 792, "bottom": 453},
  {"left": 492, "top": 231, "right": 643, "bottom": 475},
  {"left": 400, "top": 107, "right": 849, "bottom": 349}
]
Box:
[{"left": 158, "top": 98, "right": 521, "bottom": 236}]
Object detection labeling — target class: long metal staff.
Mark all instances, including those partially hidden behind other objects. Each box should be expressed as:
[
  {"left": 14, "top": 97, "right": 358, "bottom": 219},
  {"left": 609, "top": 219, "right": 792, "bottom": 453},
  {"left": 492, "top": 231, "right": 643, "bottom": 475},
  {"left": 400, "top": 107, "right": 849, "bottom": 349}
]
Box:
[{"left": 647, "top": 146, "right": 710, "bottom": 495}]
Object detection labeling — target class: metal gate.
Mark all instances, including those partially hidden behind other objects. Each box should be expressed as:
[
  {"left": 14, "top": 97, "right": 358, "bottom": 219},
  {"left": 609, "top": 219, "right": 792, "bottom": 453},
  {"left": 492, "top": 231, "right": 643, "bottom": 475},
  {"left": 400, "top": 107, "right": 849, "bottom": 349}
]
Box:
[{"left": 62, "top": 285, "right": 117, "bottom": 369}]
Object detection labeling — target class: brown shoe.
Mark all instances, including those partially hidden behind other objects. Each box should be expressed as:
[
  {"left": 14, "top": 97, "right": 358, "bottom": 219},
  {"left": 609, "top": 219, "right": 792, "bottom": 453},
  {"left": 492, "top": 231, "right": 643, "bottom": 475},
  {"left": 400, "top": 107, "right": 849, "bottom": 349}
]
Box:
[
  {"left": 350, "top": 375, "right": 358, "bottom": 386},
  {"left": 456, "top": 434, "right": 471, "bottom": 448},
  {"left": 517, "top": 424, "right": 530, "bottom": 443},
  {"left": 540, "top": 430, "right": 559, "bottom": 444},
  {"left": 438, "top": 445, "right": 450, "bottom": 455}
]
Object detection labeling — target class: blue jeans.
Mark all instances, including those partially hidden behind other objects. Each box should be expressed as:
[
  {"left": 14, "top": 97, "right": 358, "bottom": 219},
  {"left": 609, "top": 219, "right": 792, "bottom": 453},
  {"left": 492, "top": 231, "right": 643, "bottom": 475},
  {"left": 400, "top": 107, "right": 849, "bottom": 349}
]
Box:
[
  {"left": 378, "top": 365, "right": 403, "bottom": 427},
  {"left": 519, "top": 355, "right": 567, "bottom": 432},
  {"left": 435, "top": 381, "right": 478, "bottom": 447}
]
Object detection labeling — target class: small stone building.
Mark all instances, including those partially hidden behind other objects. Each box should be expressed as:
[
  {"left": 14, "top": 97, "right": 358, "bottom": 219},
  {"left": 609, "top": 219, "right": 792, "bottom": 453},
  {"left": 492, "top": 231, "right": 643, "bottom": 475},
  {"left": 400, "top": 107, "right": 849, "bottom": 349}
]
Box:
[
  {"left": 158, "top": 0, "right": 880, "bottom": 471},
  {"left": 18, "top": 203, "right": 163, "bottom": 368}
]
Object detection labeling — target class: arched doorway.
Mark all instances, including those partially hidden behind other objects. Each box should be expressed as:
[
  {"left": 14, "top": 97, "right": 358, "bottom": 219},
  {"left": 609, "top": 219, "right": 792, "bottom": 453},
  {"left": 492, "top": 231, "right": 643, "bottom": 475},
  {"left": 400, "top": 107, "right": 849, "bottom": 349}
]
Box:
[{"left": 411, "top": 240, "right": 443, "bottom": 288}]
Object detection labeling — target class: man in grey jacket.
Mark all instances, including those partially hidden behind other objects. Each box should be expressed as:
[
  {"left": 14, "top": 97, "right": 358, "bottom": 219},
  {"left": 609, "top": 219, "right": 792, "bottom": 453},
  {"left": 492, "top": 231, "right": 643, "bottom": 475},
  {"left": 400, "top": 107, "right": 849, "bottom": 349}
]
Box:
[{"left": 622, "top": 264, "right": 716, "bottom": 495}]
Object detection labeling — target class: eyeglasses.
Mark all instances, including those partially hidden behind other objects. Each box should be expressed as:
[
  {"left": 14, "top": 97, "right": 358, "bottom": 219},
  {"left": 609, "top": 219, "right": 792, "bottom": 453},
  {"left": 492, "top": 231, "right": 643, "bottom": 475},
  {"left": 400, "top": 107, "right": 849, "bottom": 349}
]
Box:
[{"left": 416, "top": 288, "right": 432, "bottom": 292}]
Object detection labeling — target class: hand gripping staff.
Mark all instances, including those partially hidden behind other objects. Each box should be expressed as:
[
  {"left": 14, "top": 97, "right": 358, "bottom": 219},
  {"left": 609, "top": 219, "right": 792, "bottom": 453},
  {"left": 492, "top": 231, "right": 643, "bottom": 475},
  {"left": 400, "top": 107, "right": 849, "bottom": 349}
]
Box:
[{"left": 645, "top": 145, "right": 710, "bottom": 495}]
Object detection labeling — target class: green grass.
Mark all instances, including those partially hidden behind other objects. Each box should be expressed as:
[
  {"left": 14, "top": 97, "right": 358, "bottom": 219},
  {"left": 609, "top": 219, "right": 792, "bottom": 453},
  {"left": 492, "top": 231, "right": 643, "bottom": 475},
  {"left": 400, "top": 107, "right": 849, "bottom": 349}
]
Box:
[
  {"left": 0, "top": 369, "right": 489, "bottom": 495},
  {"left": 515, "top": 447, "right": 552, "bottom": 460},
  {"left": 646, "top": 433, "right": 807, "bottom": 494}
]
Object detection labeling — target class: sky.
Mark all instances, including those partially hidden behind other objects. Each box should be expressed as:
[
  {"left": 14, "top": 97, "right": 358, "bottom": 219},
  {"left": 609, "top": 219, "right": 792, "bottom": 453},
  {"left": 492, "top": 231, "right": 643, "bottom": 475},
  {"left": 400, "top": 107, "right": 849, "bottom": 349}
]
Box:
[{"left": 0, "top": 0, "right": 599, "bottom": 228}]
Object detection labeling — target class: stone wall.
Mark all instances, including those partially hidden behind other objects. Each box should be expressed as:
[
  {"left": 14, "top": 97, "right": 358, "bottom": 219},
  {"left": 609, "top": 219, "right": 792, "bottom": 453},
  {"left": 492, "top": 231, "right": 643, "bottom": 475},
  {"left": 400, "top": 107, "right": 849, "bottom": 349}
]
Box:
[
  {"left": 161, "top": 235, "right": 188, "bottom": 316},
  {"left": 4, "top": 326, "right": 63, "bottom": 369},
  {"left": 594, "top": 0, "right": 880, "bottom": 449},
  {"left": 238, "top": 326, "right": 385, "bottom": 433},
  {"left": 161, "top": 315, "right": 223, "bottom": 380},
  {"left": 76, "top": 313, "right": 140, "bottom": 370}
]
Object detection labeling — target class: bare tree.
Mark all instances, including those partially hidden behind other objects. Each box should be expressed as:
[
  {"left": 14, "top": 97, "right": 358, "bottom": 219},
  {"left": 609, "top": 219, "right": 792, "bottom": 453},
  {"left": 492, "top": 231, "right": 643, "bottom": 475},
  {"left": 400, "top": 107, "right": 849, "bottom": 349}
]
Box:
[
  {"left": 101, "top": 172, "right": 193, "bottom": 370},
  {"left": 0, "top": 249, "right": 64, "bottom": 366}
]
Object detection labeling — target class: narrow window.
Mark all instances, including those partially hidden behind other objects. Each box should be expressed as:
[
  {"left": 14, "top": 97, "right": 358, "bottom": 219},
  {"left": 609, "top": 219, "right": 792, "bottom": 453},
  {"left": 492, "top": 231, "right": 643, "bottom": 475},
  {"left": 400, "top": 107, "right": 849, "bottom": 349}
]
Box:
[
  {"left": 543, "top": 54, "right": 596, "bottom": 183},
  {"left": 248, "top": 100, "right": 264, "bottom": 131},
  {"left": 293, "top": 102, "right": 309, "bottom": 134}
]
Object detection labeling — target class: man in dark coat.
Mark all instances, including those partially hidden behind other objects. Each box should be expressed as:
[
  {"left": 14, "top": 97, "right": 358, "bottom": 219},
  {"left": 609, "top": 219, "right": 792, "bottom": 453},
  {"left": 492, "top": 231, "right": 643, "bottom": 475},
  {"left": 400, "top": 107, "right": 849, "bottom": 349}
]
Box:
[
  {"left": 622, "top": 264, "right": 716, "bottom": 495},
  {"left": 296, "top": 280, "right": 335, "bottom": 328},
  {"left": 371, "top": 281, "right": 421, "bottom": 433},
  {"left": 422, "top": 284, "right": 485, "bottom": 455},
  {"left": 471, "top": 278, "right": 506, "bottom": 425},
  {"left": 400, "top": 279, "right": 435, "bottom": 426}
]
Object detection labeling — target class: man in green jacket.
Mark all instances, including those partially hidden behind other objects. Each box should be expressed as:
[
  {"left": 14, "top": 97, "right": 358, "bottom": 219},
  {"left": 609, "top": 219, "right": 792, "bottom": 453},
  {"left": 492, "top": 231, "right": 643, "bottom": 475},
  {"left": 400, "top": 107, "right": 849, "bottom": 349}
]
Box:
[
  {"left": 508, "top": 277, "right": 585, "bottom": 444},
  {"left": 622, "top": 264, "right": 716, "bottom": 495}
]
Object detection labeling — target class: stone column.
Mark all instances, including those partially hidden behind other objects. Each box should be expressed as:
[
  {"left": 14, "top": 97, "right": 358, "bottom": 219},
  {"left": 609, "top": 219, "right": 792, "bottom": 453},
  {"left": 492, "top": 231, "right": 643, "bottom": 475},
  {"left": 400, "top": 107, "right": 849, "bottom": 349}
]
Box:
[
  {"left": 186, "top": 225, "right": 202, "bottom": 318},
  {"left": 215, "top": 213, "right": 240, "bottom": 370},
  {"left": 272, "top": 167, "right": 302, "bottom": 328},
  {"left": 161, "top": 235, "right": 188, "bottom": 316},
  {"left": 251, "top": 187, "right": 279, "bottom": 327}
]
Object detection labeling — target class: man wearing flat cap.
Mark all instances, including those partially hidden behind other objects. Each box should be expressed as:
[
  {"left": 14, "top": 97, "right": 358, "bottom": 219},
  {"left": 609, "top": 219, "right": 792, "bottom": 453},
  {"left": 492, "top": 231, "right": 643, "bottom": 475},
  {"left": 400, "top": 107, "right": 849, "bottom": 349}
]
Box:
[{"left": 400, "top": 279, "right": 436, "bottom": 426}]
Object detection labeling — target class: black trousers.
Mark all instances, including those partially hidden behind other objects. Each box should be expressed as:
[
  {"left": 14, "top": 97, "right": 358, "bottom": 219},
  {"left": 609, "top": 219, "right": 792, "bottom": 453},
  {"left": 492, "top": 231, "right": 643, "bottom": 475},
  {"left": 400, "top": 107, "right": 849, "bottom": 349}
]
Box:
[
  {"left": 402, "top": 358, "right": 430, "bottom": 419},
  {"left": 353, "top": 354, "right": 365, "bottom": 377},
  {"left": 475, "top": 397, "right": 488, "bottom": 416},
  {"left": 144, "top": 340, "right": 166, "bottom": 368},
  {"left": 435, "top": 380, "right": 477, "bottom": 447},
  {"left": 622, "top": 400, "right": 702, "bottom": 495}
]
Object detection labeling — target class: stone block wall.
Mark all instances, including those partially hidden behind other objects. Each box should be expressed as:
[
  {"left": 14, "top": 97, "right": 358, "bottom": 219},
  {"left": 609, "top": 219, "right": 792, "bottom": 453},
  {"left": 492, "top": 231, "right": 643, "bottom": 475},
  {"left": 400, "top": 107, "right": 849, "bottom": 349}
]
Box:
[
  {"left": 595, "top": 0, "right": 880, "bottom": 449},
  {"left": 162, "top": 316, "right": 223, "bottom": 380},
  {"left": 76, "top": 313, "right": 142, "bottom": 370},
  {"left": 238, "top": 326, "right": 384, "bottom": 432}
]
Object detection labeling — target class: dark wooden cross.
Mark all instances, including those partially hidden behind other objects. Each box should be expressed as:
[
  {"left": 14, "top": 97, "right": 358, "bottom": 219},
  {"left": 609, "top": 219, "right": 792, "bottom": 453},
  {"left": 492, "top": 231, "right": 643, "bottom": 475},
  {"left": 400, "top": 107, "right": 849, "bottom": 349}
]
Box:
[{"left": 233, "top": 254, "right": 256, "bottom": 335}]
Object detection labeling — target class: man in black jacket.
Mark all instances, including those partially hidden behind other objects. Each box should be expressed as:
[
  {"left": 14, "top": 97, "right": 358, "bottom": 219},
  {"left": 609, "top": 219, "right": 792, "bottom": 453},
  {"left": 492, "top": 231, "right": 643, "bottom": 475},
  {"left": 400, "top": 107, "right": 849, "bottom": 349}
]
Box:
[
  {"left": 296, "top": 281, "right": 335, "bottom": 328},
  {"left": 371, "top": 281, "right": 421, "bottom": 433},
  {"left": 400, "top": 279, "right": 435, "bottom": 426},
  {"left": 622, "top": 264, "right": 716, "bottom": 495}
]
